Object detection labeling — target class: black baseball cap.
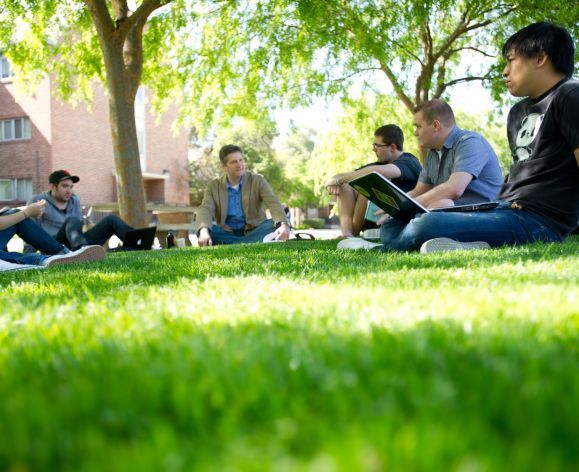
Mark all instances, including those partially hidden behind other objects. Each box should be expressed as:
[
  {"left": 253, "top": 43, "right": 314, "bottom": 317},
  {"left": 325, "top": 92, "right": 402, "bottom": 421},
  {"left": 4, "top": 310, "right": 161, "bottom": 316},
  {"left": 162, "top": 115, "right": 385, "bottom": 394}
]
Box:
[{"left": 49, "top": 170, "right": 80, "bottom": 184}]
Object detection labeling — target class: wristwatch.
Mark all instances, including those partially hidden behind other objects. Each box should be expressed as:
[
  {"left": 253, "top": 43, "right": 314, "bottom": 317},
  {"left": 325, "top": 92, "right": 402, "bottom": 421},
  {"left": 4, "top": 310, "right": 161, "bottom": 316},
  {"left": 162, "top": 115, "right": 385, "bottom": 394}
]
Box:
[{"left": 274, "top": 221, "right": 288, "bottom": 229}]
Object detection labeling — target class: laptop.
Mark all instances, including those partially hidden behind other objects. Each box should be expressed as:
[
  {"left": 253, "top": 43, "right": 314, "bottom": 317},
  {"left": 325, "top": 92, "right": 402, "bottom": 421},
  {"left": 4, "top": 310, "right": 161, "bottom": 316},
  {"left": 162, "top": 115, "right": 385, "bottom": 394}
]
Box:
[
  {"left": 350, "top": 172, "right": 499, "bottom": 222},
  {"left": 119, "top": 226, "right": 157, "bottom": 250}
]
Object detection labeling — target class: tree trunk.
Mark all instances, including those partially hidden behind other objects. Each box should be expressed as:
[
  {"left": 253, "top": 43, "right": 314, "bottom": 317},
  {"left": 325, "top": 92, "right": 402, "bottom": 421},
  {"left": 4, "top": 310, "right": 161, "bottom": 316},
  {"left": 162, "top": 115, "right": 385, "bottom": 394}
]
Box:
[
  {"left": 105, "top": 49, "right": 148, "bottom": 228},
  {"left": 85, "top": 0, "right": 153, "bottom": 228}
]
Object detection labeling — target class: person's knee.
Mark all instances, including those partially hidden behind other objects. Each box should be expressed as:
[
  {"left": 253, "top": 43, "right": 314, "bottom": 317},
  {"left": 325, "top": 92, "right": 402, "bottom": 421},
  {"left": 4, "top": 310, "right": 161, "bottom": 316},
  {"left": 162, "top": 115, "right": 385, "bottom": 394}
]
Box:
[
  {"left": 102, "top": 215, "right": 123, "bottom": 224},
  {"left": 404, "top": 213, "right": 440, "bottom": 242},
  {"left": 63, "top": 217, "right": 82, "bottom": 229}
]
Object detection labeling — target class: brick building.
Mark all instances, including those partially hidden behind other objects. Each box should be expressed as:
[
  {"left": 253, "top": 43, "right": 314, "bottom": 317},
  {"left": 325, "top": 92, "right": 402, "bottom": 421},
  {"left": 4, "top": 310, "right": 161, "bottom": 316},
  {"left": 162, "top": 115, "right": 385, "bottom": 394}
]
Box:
[{"left": 0, "top": 54, "right": 190, "bottom": 208}]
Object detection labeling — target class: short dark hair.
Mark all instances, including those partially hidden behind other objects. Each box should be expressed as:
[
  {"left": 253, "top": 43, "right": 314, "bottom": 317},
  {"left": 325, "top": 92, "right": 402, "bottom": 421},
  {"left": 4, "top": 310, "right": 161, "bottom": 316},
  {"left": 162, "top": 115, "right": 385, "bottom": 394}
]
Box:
[
  {"left": 414, "top": 99, "right": 455, "bottom": 127},
  {"left": 374, "top": 124, "right": 404, "bottom": 151},
  {"left": 218, "top": 144, "right": 243, "bottom": 163},
  {"left": 502, "top": 22, "right": 575, "bottom": 78}
]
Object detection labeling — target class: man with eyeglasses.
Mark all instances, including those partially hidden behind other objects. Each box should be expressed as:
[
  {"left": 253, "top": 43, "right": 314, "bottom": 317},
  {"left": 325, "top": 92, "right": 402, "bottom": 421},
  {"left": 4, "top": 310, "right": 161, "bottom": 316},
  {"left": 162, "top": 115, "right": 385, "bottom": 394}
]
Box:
[
  {"left": 338, "top": 99, "right": 503, "bottom": 251},
  {"left": 325, "top": 124, "right": 421, "bottom": 238}
]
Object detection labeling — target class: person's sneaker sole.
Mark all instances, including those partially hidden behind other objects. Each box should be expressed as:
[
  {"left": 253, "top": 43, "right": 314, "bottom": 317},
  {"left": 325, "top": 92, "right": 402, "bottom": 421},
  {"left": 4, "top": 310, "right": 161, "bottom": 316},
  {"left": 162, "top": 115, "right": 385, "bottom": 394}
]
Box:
[
  {"left": 420, "top": 237, "right": 490, "bottom": 254},
  {"left": 44, "top": 245, "right": 106, "bottom": 267}
]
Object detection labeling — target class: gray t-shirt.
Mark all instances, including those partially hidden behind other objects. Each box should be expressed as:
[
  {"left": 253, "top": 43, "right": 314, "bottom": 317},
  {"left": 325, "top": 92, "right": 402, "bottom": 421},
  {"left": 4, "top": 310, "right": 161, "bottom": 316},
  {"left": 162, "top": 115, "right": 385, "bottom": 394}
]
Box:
[
  {"left": 419, "top": 126, "right": 503, "bottom": 204},
  {"left": 29, "top": 191, "right": 82, "bottom": 237}
]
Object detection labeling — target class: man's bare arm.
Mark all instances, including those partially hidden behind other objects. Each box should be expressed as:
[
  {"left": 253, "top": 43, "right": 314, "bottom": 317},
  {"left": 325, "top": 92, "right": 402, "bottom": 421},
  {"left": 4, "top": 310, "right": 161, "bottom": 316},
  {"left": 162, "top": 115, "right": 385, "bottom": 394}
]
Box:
[{"left": 414, "top": 172, "right": 473, "bottom": 208}]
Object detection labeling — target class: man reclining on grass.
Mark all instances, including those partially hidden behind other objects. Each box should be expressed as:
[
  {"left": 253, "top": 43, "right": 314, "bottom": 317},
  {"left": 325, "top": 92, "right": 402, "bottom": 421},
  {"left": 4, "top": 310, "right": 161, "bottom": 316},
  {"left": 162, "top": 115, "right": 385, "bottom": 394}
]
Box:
[
  {"left": 196, "top": 144, "right": 291, "bottom": 246},
  {"left": 29, "top": 170, "right": 133, "bottom": 251},
  {"left": 1, "top": 200, "right": 105, "bottom": 270},
  {"left": 324, "top": 124, "right": 422, "bottom": 239},
  {"left": 340, "top": 22, "right": 578, "bottom": 254}
]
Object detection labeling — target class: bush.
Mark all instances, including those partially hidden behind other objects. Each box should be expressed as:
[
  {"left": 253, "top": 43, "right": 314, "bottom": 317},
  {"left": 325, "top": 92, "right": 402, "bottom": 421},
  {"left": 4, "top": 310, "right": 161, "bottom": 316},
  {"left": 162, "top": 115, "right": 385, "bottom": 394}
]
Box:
[{"left": 299, "top": 218, "right": 325, "bottom": 229}]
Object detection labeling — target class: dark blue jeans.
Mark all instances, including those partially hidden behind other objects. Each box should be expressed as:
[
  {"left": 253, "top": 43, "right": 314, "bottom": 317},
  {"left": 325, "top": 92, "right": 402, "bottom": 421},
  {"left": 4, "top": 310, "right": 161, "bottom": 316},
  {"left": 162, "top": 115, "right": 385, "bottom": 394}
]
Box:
[
  {"left": 56, "top": 215, "right": 133, "bottom": 249},
  {"left": 210, "top": 219, "right": 276, "bottom": 245},
  {"left": 379, "top": 201, "right": 562, "bottom": 252},
  {"left": 0, "top": 209, "right": 67, "bottom": 265}
]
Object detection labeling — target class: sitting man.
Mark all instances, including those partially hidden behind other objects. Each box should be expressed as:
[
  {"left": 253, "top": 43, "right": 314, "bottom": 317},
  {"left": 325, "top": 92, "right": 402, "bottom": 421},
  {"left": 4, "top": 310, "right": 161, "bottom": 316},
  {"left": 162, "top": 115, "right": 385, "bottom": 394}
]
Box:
[
  {"left": 346, "top": 22, "right": 578, "bottom": 253},
  {"left": 338, "top": 98, "right": 503, "bottom": 250},
  {"left": 29, "top": 170, "right": 133, "bottom": 250},
  {"left": 1, "top": 200, "right": 105, "bottom": 268},
  {"left": 325, "top": 124, "right": 421, "bottom": 238},
  {"left": 197, "top": 144, "right": 290, "bottom": 246}
]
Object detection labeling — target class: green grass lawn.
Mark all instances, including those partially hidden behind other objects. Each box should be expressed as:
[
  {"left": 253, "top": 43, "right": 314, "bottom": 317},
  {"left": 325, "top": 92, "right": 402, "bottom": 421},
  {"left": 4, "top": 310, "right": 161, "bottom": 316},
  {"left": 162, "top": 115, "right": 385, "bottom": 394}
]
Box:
[{"left": 1, "top": 237, "right": 578, "bottom": 471}]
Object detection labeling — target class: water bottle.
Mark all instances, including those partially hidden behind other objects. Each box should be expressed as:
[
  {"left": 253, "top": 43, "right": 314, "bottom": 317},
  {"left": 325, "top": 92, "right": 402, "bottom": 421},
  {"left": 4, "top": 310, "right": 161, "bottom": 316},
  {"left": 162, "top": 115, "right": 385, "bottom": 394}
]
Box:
[{"left": 166, "top": 231, "right": 175, "bottom": 248}]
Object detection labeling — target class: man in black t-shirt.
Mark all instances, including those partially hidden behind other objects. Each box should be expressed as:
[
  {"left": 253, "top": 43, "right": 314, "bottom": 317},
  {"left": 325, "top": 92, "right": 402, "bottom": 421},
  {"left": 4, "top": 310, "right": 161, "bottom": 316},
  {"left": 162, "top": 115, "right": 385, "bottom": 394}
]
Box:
[
  {"left": 325, "top": 124, "right": 421, "bottom": 238},
  {"left": 357, "top": 22, "right": 578, "bottom": 253}
]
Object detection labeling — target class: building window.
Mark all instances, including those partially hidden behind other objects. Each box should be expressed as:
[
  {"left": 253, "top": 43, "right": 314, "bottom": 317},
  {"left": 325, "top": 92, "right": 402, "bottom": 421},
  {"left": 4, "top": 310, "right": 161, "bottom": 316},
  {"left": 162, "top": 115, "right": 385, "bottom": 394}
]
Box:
[
  {"left": 0, "top": 178, "right": 33, "bottom": 201},
  {"left": 0, "top": 118, "right": 31, "bottom": 141},
  {"left": 1, "top": 54, "right": 13, "bottom": 80}
]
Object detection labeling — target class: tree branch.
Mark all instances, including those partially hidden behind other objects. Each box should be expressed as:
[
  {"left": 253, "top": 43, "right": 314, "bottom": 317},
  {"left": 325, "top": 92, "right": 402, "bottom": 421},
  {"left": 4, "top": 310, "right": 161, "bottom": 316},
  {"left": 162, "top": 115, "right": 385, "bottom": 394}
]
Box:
[
  {"left": 83, "top": 0, "right": 115, "bottom": 37},
  {"left": 415, "top": 19, "right": 434, "bottom": 105},
  {"left": 127, "top": 0, "right": 168, "bottom": 31},
  {"left": 390, "top": 39, "right": 424, "bottom": 66},
  {"left": 111, "top": 0, "right": 129, "bottom": 28},
  {"left": 447, "top": 46, "right": 496, "bottom": 58},
  {"left": 464, "top": 6, "right": 518, "bottom": 33},
  {"left": 379, "top": 61, "right": 414, "bottom": 112},
  {"left": 434, "top": 74, "right": 493, "bottom": 97},
  {"left": 286, "top": 67, "right": 381, "bottom": 91}
]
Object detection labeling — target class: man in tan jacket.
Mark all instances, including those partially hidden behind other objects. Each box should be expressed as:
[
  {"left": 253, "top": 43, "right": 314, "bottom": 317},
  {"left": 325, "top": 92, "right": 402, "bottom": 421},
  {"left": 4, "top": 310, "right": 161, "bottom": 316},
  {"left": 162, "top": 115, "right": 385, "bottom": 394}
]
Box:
[{"left": 196, "top": 144, "right": 291, "bottom": 246}]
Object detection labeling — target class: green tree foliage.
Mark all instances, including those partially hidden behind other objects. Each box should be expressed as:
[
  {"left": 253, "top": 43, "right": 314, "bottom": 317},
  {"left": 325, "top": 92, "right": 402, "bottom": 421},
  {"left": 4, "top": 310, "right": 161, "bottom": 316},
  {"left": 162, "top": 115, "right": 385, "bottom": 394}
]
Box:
[
  {"left": 176, "top": 0, "right": 578, "bottom": 127},
  {"left": 275, "top": 125, "right": 319, "bottom": 209},
  {"left": 1, "top": 1, "right": 576, "bottom": 224}
]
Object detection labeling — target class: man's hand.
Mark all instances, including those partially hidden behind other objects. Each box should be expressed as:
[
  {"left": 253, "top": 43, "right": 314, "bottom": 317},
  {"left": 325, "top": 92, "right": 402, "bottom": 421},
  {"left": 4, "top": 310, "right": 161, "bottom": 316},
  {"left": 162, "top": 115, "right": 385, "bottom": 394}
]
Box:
[
  {"left": 325, "top": 174, "right": 348, "bottom": 195},
  {"left": 274, "top": 222, "right": 290, "bottom": 241},
  {"left": 198, "top": 227, "right": 212, "bottom": 247},
  {"left": 23, "top": 200, "right": 45, "bottom": 218},
  {"left": 374, "top": 208, "right": 392, "bottom": 226}
]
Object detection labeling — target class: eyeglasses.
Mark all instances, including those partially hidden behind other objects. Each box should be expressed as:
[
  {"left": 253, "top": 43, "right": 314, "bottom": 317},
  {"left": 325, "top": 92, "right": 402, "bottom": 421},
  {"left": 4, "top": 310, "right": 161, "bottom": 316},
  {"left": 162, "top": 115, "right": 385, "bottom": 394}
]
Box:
[{"left": 372, "top": 142, "right": 391, "bottom": 148}]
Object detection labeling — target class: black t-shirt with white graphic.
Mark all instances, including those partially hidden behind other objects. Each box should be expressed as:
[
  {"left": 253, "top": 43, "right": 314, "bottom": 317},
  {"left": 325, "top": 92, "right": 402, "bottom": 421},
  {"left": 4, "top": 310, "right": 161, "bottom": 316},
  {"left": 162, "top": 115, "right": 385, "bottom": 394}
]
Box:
[{"left": 500, "top": 79, "right": 579, "bottom": 237}]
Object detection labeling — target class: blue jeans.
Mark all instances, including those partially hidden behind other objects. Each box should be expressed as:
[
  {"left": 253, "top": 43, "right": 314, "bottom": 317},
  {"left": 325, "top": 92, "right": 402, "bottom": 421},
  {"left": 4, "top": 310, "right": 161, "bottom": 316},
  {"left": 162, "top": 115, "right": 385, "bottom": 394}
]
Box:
[
  {"left": 0, "top": 209, "right": 68, "bottom": 265},
  {"left": 210, "top": 219, "right": 276, "bottom": 245},
  {"left": 56, "top": 215, "right": 133, "bottom": 249},
  {"left": 379, "top": 201, "right": 562, "bottom": 252}
]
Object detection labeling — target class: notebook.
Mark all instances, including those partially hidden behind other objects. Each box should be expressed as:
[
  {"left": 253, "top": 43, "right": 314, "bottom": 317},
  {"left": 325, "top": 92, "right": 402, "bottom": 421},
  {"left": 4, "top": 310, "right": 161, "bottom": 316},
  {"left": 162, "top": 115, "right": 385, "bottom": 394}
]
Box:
[
  {"left": 121, "top": 226, "right": 157, "bottom": 250},
  {"left": 350, "top": 172, "right": 499, "bottom": 222}
]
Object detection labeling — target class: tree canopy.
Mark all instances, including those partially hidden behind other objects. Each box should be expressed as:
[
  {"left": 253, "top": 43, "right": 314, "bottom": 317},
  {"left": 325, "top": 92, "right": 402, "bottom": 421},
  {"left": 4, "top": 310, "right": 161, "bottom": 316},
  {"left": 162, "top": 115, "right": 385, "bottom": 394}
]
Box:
[
  {"left": 1, "top": 1, "right": 577, "bottom": 221},
  {"left": 175, "top": 0, "right": 578, "bottom": 129}
]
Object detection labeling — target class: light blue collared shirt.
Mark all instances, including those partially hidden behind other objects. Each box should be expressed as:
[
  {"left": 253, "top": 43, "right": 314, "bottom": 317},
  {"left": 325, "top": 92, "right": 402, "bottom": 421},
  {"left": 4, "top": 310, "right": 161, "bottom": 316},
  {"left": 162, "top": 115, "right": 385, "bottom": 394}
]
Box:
[
  {"left": 418, "top": 126, "right": 503, "bottom": 204},
  {"left": 225, "top": 176, "right": 246, "bottom": 230}
]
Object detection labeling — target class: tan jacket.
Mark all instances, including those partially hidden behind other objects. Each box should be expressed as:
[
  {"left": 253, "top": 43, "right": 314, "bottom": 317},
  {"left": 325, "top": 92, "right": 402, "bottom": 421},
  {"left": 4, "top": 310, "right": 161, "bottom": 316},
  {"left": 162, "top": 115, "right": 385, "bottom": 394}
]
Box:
[{"left": 197, "top": 172, "right": 287, "bottom": 233}]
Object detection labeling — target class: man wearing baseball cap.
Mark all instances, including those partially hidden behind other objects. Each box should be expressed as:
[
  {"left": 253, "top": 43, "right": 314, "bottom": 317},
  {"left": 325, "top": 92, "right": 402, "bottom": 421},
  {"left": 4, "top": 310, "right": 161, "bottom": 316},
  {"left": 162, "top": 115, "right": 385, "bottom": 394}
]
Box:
[{"left": 29, "top": 169, "right": 133, "bottom": 250}]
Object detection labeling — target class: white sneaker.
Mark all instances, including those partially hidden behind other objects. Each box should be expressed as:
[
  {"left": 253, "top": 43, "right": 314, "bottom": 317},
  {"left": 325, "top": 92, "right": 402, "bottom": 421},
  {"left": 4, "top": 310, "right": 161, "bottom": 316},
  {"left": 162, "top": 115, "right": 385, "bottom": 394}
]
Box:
[
  {"left": 337, "top": 237, "right": 382, "bottom": 251},
  {"left": 263, "top": 232, "right": 285, "bottom": 243},
  {"left": 0, "top": 259, "right": 43, "bottom": 272},
  {"left": 43, "top": 245, "right": 106, "bottom": 267},
  {"left": 420, "top": 237, "right": 490, "bottom": 254},
  {"left": 362, "top": 228, "right": 381, "bottom": 240}
]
